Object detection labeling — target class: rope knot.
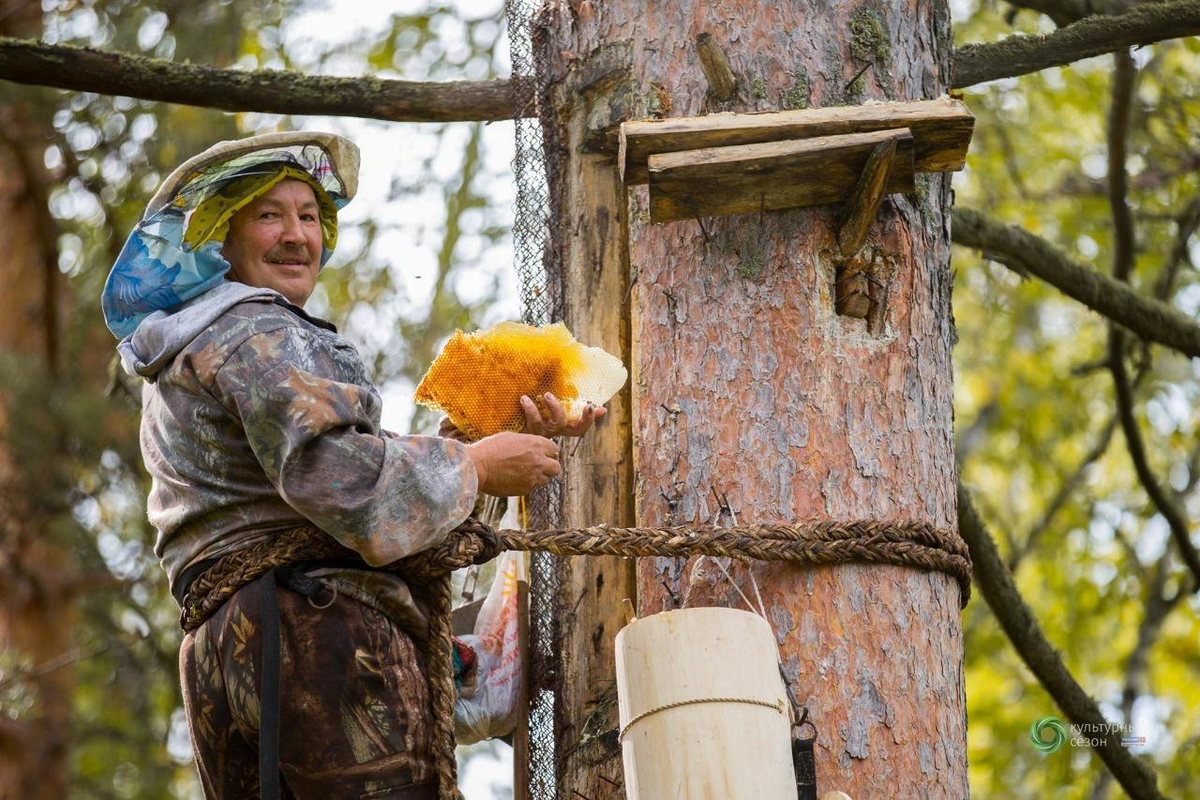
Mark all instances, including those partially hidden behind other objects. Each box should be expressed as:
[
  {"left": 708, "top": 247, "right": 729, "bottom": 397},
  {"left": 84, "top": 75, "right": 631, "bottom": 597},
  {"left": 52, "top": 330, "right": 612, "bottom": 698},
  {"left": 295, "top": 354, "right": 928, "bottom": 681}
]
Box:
[{"left": 396, "top": 518, "right": 504, "bottom": 583}]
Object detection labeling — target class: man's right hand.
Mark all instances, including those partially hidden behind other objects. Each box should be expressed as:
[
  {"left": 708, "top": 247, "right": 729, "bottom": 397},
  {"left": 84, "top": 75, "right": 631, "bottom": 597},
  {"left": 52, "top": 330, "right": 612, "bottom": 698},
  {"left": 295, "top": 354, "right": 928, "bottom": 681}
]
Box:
[{"left": 465, "top": 431, "right": 561, "bottom": 496}]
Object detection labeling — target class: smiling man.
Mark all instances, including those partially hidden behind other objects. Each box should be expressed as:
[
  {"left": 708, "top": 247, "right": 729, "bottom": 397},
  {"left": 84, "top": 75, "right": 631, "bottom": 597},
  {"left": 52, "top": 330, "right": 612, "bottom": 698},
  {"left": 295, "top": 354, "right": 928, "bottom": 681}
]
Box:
[
  {"left": 221, "top": 179, "right": 323, "bottom": 305},
  {"left": 102, "top": 133, "right": 595, "bottom": 799}
]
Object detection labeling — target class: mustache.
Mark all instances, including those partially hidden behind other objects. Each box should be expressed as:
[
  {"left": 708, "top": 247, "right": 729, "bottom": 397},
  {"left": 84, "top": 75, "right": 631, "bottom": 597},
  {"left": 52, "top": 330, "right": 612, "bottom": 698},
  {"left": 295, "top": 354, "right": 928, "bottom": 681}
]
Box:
[{"left": 264, "top": 245, "right": 312, "bottom": 265}]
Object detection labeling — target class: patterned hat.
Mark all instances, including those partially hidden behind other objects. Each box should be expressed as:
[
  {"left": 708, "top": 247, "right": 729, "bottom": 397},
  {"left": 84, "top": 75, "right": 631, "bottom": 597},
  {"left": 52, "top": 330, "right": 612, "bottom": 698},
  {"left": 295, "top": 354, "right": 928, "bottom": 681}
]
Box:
[{"left": 102, "top": 131, "right": 359, "bottom": 339}]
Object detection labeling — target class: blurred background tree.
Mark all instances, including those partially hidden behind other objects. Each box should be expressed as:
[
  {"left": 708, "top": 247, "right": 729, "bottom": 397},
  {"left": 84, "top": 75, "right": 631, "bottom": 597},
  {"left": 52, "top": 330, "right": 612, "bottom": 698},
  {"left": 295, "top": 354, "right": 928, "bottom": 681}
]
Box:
[
  {"left": 0, "top": 0, "right": 1196, "bottom": 798},
  {"left": 953, "top": 2, "right": 1200, "bottom": 798},
  {"left": 0, "top": 1, "right": 515, "bottom": 797}
]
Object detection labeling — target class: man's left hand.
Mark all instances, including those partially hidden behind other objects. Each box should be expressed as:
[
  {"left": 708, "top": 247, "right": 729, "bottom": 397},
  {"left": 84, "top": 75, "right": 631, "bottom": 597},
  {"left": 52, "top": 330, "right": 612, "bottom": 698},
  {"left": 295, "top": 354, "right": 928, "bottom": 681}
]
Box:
[{"left": 521, "top": 393, "right": 606, "bottom": 438}]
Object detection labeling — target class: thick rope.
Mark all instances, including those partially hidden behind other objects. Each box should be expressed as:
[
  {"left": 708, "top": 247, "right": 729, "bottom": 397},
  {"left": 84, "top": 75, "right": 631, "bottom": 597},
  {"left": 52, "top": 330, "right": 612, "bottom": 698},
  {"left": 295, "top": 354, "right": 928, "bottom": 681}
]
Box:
[
  {"left": 425, "top": 572, "right": 464, "bottom": 800},
  {"left": 179, "top": 518, "right": 969, "bottom": 800}
]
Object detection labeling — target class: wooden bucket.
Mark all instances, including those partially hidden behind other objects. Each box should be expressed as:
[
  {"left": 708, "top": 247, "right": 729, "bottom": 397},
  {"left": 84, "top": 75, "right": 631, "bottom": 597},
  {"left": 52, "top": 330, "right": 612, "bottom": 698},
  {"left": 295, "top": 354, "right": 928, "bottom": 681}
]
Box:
[{"left": 615, "top": 606, "right": 797, "bottom": 799}]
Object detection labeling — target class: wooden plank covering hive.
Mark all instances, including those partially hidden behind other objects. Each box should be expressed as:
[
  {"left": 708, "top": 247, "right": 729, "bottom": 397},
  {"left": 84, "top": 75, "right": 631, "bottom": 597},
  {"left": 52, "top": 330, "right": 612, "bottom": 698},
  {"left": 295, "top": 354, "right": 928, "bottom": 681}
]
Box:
[
  {"left": 647, "top": 128, "right": 914, "bottom": 222},
  {"left": 619, "top": 98, "right": 974, "bottom": 223}
]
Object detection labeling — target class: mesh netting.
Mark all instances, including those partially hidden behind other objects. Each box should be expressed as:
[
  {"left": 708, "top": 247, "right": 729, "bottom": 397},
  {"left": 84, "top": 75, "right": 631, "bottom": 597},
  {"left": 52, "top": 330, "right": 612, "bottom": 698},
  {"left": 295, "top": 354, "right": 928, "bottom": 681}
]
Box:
[{"left": 506, "top": 1, "right": 562, "bottom": 797}]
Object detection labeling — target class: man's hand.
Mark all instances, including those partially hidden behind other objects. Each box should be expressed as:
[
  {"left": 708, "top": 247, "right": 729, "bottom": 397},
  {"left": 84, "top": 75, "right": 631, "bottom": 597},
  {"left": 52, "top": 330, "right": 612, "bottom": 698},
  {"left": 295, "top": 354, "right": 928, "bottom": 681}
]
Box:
[
  {"left": 437, "top": 416, "right": 472, "bottom": 443},
  {"left": 521, "top": 393, "right": 606, "bottom": 438},
  {"left": 466, "top": 431, "right": 562, "bottom": 496}
]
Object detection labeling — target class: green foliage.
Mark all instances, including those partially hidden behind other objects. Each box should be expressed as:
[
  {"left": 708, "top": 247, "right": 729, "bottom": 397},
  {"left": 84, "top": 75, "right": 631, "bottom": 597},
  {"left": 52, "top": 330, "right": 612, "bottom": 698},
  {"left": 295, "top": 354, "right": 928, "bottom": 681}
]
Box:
[
  {"left": 2, "top": 1, "right": 257, "bottom": 794},
  {"left": 5, "top": 1, "right": 1198, "bottom": 798},
  {"left": 0, "top": 347, "right": 185, "bottom": 798},
  {"left": 952, "top": 3, "right": 1200, "bottom": 797},
  {"left": 3, "top": 0, "right": 513, "bottom": 796}
]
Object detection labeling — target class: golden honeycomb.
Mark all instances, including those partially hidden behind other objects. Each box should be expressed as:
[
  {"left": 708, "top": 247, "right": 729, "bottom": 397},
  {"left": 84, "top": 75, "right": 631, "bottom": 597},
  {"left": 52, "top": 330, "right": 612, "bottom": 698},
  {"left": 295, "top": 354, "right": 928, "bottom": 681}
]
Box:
[{"left": 414, "top": 321, "right": 627, "bottom": 441}]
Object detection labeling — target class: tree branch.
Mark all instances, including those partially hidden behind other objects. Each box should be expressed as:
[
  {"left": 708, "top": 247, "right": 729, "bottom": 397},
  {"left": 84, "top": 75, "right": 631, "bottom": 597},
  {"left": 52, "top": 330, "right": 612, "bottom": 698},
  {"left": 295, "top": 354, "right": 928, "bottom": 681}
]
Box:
[
  {"left": 1008, "top": 415, "right": 1117, "bottom": 572},
  {"left": 1108, "top": 334, "right": 1200, "bottom": 588},
  {"left": 1121, "top": 556, "right": 1182, "bottom": 724},
  {"left": 0, "top": 36, "right": 519, "bottom": 123},
  {"left": 1108, "top": 50, "right": 1136, "bottom": 284},
  {"left": 1180, "top": 436, "right": 1200, "bottom": 497},
  {"left": 0, "top": 717, "right": 28, "bottom": 759},
  {"left": 3, "top": 4, "right": 1195, "bottom": 119},
  {"left": 952, "top": 0, "right": 1200, "bottom": 87},
  {"left": 1105, "top": 50, "right": 1200, "bottom": 590},
  {"left": 1091, "top": 549, "right": 1181, "bottom": 800},
  {"left": 1003, "top": 0, "right": 1132, "bottom": 27},
  {"left": 952, "top": 208, "right": 1200, "bottom": 358},
  {"left": 0, "top": 644, "right": 110, "bottom": 693},
  {"left": 1153, "top": 192, "right": 1200, "bottom": 301},
  {"left": 1017, "top": 152, "right": 1200, "bottom": 201},
  {"left": 954, "top": 399, "right": 1000, "bottom": 464},
  {"left": 956, "top": 480, "right": 1166, "bottom": 800}
]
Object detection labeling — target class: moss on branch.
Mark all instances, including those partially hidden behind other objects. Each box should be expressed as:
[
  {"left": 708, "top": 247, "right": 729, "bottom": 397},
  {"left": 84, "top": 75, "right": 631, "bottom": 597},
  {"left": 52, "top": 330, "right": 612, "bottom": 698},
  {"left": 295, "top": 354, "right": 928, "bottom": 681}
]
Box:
[
  {"left": 952, "top": 0, "right": 1200, "bottom": 87},
  {"left": 0, "top": 37, "right": 516, "bottom": 123}
]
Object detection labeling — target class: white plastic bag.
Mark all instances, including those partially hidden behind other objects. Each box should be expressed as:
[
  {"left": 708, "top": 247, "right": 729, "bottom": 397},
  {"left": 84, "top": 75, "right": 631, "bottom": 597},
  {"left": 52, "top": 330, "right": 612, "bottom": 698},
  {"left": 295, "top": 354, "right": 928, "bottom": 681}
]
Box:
[{"left": 454, "top": 549, "right": 526, "bottom": 744}]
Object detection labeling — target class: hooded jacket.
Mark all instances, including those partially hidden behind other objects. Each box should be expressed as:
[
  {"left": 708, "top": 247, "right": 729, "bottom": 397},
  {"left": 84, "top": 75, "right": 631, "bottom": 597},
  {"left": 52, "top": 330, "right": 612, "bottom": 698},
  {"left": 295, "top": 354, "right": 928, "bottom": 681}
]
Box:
[{"left": 124, "top": 281, "right": 478, "bottom": 631}]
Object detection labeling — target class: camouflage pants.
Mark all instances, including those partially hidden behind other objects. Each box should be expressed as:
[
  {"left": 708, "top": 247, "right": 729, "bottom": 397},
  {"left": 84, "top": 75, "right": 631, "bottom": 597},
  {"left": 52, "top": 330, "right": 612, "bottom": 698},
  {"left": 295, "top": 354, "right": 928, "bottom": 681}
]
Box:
[{"left": 179, "top": 572, "right": 438, "bottom": 799}]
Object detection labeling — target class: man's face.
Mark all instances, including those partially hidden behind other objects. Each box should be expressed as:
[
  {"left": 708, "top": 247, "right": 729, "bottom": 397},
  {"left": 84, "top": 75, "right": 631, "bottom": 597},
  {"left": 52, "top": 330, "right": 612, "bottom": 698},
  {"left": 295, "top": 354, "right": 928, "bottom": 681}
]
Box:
[{"left": 221, "top": 178, "right": 323, "bottom": 306}]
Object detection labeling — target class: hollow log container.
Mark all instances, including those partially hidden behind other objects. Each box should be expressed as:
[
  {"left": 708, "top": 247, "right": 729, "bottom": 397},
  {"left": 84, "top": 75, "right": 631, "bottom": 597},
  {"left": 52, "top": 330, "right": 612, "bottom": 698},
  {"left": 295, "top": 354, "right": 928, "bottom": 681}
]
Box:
[{"left": 615, "top": 607, "right": 796, "bottom": 799}]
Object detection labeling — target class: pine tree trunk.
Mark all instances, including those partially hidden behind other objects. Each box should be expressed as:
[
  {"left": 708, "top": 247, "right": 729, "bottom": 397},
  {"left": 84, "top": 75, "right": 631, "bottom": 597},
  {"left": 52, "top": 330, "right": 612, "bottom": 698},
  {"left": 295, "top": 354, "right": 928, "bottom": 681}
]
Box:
[
  {"left": 0, "top": 6, "right": 74, "bottom": 794},
  {"left": 543, "top": 1, "right": 966, "bottom": 797},
  {"left": 0, "top": 134, "right": 74, "bottom": 800}
]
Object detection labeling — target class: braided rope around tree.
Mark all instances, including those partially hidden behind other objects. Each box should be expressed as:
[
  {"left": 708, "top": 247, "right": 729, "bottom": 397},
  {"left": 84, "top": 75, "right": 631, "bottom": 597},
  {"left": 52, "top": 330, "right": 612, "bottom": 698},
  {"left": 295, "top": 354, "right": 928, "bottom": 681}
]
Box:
[{"left": 179, "top": 518, "right": 971, "bottom": 800}]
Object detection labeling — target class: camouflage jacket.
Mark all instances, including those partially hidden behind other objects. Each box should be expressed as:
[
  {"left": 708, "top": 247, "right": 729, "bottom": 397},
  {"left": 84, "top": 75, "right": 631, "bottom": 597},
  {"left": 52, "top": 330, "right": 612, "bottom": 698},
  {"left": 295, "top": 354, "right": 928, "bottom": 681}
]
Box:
[{"left": 120, "top": 281, "right": 478, "bottom": 632}]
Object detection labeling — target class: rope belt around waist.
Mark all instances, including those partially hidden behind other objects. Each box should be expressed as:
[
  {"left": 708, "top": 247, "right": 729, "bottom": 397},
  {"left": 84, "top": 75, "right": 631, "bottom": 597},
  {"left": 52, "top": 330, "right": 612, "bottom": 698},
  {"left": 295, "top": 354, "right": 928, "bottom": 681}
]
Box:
[{"left": 178, "top": 517, "right": 970, "bottom": 800}]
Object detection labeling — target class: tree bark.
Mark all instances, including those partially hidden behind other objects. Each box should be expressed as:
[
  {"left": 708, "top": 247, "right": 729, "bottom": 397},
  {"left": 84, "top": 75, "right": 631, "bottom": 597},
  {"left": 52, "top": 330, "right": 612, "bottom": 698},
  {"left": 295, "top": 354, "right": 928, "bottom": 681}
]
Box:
[
  {"left": 542, "top": 1, "right": 966, "bottom": 796},
  {"left": 0, "top": 21, "right": 74, "bottom": 797},
  {"left": 539, "top": 39, "right": 640, "bottom": 798}
]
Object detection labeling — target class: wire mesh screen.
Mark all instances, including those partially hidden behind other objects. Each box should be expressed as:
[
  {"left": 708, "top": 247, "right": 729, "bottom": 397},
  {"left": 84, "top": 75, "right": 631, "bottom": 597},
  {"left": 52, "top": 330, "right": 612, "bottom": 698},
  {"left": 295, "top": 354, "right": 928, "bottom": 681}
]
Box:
[{"left": 506, "top": 1, "right": 562, "bottom": 797}]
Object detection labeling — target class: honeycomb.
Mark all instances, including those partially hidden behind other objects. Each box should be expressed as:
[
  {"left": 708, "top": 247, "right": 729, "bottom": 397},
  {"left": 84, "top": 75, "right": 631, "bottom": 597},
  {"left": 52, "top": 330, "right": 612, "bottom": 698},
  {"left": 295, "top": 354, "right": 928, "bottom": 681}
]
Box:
[{"left": 414, "top": 321, "right": 627, "bottom": 441}]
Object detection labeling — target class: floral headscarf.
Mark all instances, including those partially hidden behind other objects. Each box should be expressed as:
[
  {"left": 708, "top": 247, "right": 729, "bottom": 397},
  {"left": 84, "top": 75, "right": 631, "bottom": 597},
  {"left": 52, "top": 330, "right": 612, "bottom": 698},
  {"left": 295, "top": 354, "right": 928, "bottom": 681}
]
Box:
[{"left": 102, "top": 131, "right": 359, "bottom": 339}]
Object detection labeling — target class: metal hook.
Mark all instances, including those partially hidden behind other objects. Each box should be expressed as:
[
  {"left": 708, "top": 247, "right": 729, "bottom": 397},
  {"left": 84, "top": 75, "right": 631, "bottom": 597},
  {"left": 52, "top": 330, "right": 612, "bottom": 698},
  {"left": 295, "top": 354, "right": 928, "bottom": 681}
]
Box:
[{"left": 792, "top": 705, "right": 817, "bottom": 740}]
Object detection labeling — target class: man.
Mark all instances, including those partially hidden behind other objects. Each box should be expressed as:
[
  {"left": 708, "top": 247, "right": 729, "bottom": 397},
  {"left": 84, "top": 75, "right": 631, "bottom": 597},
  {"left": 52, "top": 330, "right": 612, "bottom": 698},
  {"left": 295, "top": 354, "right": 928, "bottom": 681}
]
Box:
[{"left": 102, "top": 132, "right": 601, "bottom": 798}]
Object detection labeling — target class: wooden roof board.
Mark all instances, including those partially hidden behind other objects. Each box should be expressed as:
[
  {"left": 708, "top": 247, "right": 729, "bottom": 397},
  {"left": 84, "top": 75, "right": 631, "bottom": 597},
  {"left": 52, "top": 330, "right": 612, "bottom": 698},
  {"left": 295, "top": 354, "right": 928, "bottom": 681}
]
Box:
[
  {"left": 622, "top": 97, "right": 972, "bottom": 185},
  {"left": 647, "top": 128, "right": 915, "bottom": 223}
]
